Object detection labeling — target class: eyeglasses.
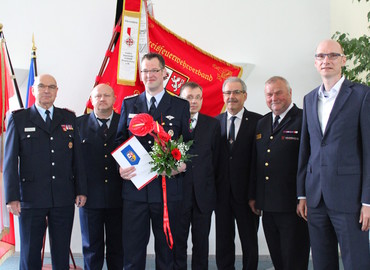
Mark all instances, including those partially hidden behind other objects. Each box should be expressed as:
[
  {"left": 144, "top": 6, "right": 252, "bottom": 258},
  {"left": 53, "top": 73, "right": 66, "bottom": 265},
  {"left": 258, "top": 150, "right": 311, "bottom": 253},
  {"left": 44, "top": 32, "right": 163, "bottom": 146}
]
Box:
[
  {"left": 314, "top": 53, "right": 345, "bottom": 61},
  {"left": 37, "top": 84, "right": 57, "bottom": 90},
  {"left": 223, "top": 90, "right": 245, "bottom": 96},
  {"left": 185, "top": 95, "right": 202, "bottom": 101},
  {"left": 140, "top": 68, "right": 163, "bottom": 74}
]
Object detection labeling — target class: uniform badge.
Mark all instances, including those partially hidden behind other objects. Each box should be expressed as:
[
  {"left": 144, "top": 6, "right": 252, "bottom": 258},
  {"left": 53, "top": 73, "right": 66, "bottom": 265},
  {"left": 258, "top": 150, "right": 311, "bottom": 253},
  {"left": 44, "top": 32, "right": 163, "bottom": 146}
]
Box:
[
  {"left": 166, "top": 115, "right": 175, "bottom": 120},
  {"left": 68, "top": 142, "right": 73, "bottom": 149},
  {"left": 168, "top": 129, "right": 174, "bottom": 137},
  {"left": 61, "top": 124, "right": 74, "bottom": 131},
  {"left": 24, "top": 127, "right": 36, "bottom": 132},
  {"left": 256, "top": 133, "right": 262, "bottom": 140}
]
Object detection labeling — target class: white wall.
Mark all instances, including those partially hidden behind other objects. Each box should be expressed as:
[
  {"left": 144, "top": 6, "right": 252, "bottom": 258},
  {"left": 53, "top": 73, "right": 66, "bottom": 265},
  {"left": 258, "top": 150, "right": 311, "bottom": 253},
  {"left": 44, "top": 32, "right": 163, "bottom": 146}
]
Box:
[{"left": 2, "top": 0, "right": 365, "bottom": 257}]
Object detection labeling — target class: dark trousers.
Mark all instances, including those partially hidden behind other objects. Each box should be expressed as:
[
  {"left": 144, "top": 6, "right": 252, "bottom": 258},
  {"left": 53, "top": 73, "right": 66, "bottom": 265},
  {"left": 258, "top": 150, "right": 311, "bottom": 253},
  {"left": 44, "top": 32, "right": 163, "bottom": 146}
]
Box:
[
  {"left": 79, "top": 207, "right": 123, "bottom": 270},
  {"left": 308, "top": 199, "right": 370, "bottom": 270},
  {"left": 216, "top": 197, "right": 259, "bottom": 270},
  {"left": 18, "top": 206, "right": 74, "bottom": 270},
  {"left": 262, "top": 211, "right": 310, "bottom": 270},
  {"left": 122, "top": 199, "right": 181, "bottom": 270},
  {"left": 174, "top": 190, "right": 212, "bottom": 270}
]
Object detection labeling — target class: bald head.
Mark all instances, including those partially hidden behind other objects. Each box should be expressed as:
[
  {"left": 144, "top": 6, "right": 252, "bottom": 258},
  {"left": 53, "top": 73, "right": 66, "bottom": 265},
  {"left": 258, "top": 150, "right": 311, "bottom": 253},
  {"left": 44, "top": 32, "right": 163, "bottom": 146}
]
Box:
[
  {"left": 32, "top": 74, "right": 58, "bottom": 109},
  {"left": 90, "top": 84, "right": 116, "bottom": 117},
  {"left": 314, "top": 39, "right": 346, "bottom": 84}
]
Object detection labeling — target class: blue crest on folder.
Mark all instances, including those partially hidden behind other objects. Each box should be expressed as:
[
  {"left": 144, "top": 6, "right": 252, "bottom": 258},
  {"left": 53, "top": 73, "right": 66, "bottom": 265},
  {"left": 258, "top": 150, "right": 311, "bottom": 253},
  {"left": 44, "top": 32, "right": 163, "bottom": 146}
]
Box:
[{"left": 121, "top": 145, "right": 140, "bottom": 165}]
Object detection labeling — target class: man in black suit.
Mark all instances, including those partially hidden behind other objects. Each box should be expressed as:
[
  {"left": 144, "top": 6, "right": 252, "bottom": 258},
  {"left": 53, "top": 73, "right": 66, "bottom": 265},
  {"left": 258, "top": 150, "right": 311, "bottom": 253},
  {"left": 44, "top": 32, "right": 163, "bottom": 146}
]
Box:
[
  {"left": 173, "top": 82, "right": 220, "bottom": 270},
  {"left": 215, "top": 77, "right": 262, "bottom": 270},
  {"left": 4, "top": 74, "right": 87, "bottom": 270},
  {"left": 249, "top": 76, "right": 309, "bottom": 270},
  {"left": 116, "top": 53, "right": 191, "bottom": 270},
  {"left": 76, "top": 84, "right": 123, "bottom": 270},
  {"left": 297, "top": 39, "right": 370, "bottom": 269}
]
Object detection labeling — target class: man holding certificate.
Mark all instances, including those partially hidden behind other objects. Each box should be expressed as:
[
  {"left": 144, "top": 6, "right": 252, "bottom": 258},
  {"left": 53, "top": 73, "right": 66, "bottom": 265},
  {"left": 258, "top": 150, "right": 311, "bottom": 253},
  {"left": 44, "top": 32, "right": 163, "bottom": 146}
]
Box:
[{"left": 115, "top": 53, "right": 191, "bottom": 270}]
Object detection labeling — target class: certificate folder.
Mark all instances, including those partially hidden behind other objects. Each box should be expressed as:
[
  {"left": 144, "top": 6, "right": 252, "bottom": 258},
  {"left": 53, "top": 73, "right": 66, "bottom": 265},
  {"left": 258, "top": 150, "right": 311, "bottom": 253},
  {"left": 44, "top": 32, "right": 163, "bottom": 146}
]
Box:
[{"left": 112, "top": 136, "right": 158, "bottom": 190}]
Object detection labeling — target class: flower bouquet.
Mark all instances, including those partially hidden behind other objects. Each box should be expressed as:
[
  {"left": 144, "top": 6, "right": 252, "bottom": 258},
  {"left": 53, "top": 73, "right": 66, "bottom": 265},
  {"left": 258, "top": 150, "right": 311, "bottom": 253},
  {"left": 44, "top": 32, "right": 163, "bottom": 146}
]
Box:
[{"left": 128, "top": 113, "right": 193, "bottom": 248}]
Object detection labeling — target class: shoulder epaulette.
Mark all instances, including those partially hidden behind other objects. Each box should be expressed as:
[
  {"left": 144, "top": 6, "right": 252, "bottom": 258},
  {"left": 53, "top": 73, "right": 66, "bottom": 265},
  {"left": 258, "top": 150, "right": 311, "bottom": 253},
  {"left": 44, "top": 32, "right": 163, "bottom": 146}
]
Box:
[
  {"left": 11, "top": 108, "right": 25, "bottom": 114},
  {"left": 62, "top": 108, "right": 76, "bottom": 115},
  {"left": 124, "top": 94, "right": 139, "bottom": 99}
]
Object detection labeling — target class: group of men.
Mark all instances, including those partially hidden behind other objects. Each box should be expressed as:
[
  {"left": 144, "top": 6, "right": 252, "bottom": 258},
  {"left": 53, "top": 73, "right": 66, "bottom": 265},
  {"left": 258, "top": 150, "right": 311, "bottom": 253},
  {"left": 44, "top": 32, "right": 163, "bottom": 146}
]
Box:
[{"left": 3, "top": 38, "right": 370, "bottom": 270}]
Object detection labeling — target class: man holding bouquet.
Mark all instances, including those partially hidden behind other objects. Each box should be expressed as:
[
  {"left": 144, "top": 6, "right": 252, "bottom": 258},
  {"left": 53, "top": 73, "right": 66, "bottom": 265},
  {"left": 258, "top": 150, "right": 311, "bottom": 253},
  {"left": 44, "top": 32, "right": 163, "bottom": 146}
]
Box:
[{"left": 116, "top": 53, "right": 191, "bottom": 270}]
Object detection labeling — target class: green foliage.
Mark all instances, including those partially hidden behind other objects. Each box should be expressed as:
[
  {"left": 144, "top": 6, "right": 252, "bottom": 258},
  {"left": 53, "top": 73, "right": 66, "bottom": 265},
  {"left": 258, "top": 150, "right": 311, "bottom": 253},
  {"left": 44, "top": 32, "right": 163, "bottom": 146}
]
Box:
[
  {"left": 332, "top": 32, "right": 370, "bottom": 86},
  {"left": 332, "top": 0, "right": 370, "bottom": 86}
]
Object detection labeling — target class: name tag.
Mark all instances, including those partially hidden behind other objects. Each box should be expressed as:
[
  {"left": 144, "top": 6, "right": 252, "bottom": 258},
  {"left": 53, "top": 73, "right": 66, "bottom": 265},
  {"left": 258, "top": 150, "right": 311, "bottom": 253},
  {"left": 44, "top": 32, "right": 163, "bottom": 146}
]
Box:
[
  {"left": 24, "top": 127, "right": 36, "bottom": 132},
  {"left": 128, "top": 113, "right": 137, "bottom": 119}
]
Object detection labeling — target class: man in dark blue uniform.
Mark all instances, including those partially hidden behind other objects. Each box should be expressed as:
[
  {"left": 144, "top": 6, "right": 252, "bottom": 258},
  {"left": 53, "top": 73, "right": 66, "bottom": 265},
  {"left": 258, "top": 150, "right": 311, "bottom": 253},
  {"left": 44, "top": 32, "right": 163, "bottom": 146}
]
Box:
[
  {"left": 116, "top": 53, "right": 191, "bottom": 270},
  {"left": 249, "top": 76, "right": 310, "bottom": 270},
  {"left": 77, "top": 84, "right": 123, "bottom": 270},
  {"left": 4, "top": 74, "right": 87, "bottom": 270}
]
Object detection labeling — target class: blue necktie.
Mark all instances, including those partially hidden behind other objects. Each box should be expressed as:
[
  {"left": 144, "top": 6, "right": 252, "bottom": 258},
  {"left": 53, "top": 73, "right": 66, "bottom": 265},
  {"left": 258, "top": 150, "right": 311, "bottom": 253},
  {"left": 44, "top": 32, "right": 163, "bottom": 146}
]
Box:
[
  {"left": 273, "top": 115, "right": 280, "bottom": 131},
  {"left": 228, "top": 116, "right": 236, "bottom": 150},
  {"left": 149, "top": 97, "right": 156, "bottom": 116},
  {"left": 45, "top": 110, "right": 51, "bottom": 131}
]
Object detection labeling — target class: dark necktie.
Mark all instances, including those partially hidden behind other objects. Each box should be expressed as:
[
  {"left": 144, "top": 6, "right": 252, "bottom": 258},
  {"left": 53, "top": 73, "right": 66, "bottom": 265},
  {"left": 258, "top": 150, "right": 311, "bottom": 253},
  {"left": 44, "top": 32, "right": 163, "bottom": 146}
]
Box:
[
  {"left": 97, "top": 118, "right": 109, "bottom": 137},
  {"left": 273, "top": 115, "right": 280, "bottom": 131},
  {"left": 149, "top": 97, "right": 156, "bottom": 116},
  {"left": 228, "top": 116, "right": 236, "bottom": 149},
  {"left": 45, "top": 110, "right": 51, "bottom": 131}
]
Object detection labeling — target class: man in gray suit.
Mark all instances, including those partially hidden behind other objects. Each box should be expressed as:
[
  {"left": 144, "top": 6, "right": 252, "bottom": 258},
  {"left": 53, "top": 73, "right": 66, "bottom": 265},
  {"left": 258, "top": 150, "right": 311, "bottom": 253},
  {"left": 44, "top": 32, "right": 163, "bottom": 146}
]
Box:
[{"left": 297, "top": 39, "right": 370, "bottom": 269}]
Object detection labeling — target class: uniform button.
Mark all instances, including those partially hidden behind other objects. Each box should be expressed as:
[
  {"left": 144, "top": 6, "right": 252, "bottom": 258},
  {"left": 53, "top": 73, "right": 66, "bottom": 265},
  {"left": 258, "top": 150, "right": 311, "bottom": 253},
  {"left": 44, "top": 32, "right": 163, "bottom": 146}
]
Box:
[
  {"left": 265, "top": 162, "right": 269, "bottom": 167},
  {"left": 52, "top": 176, "right": 56, "bottom": 179},
  {"left": 104, "top": 143, "right": 107, "bottom": 147},
  {"left": 52, "top": 162, "right": 55, "bottom": 166},
  {"left": 82, "top": 139, "right": 86, "bottom": 143},
  {"left": 27, "top": 135, "right": 31, "bottom": 138},
  {"left": 169, "top": 123, "right": 173, "bottom": 126},
  {"left": 22, "top": 178, "right": 26, "bottom": 182},
  {"left": 229, "top": 156, "right": 233, "bottom": 160},
  {"left": 104, "top": 155, "right": 108, "bottom": 158},
  {"left": 270, "top": 136, "right": 273, "bottom": 140},
  {"left": 148, "top": 140, "right": 152, "bottom": 144},
  {"left": 104, "top": 179, "right": 108, "bottom": 183},
  {"left": 267, "top": 149, "right": 271, "bottom": 153},
  {"left": 51, "top": 149, "right": 55, "bottom": 153},
  {"left": 265, "top": 176, "right": 269, "bottom": 180},
  {"left": 105, "top": 167, "right": 108, "bottom": 170},
  {"left": 50, "top": 137, "right": 54, "bottom": 140}
]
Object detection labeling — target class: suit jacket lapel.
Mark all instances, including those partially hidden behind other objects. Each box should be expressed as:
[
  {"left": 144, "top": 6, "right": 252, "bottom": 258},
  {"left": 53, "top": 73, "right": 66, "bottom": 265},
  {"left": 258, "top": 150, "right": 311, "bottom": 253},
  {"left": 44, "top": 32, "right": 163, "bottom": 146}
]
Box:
[
  {"left": 232, "top": 109, "right": 249, "bottom": 150},
  {"left": 324, "top": 80, "right": 353, "bottom": 137},
  {"left": 134, "top": 93, "right": 149, "bottom": 115},
  {"left": 50, "top": 108, "right": 63, "bottom": 132},
  {"left": 272, "top": 104, "right": 298, "bottom": 134},
  {"left": 310, "top": 88, "right": 323, "bottom": 137},
  {"left": 153, "top": 91, "right": 171, "bottom": 121},
  {"left": 88, "top": 112, "right": 100, "bottom": 133}
]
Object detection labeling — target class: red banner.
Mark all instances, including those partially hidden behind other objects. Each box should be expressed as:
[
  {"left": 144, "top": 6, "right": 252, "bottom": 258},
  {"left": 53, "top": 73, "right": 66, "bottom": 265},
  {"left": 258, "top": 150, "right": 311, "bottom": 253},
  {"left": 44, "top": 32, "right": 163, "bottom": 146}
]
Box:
[{"left": 87, "top": 14, "right": 242, "bottom": 117}]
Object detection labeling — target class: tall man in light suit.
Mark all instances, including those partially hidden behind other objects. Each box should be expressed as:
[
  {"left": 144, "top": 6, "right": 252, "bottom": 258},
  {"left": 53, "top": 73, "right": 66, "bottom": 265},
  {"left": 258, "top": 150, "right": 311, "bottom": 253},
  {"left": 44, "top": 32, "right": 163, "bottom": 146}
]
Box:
[
  {"left": 174, "top": 82, "right": 220, "bottom": 270},
  {"left": 216, "top": 77, "right": 262, "bottom": 270},
  {"left": 116, "top": 53, "right": 191, "bottom": 270},
  {"left": 297, "top": 39, "right": 370, "bottom": 269}
]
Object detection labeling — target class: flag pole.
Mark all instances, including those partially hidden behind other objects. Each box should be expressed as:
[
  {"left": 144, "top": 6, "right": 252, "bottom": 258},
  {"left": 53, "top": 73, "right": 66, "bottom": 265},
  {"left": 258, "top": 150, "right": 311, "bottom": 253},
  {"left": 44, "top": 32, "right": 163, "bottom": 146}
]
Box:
[
  {"left": 94, "top": 15, "right": 122, "bottom": 88},
  {"left": 0, "top": 24, "right": 24, "bottom": 109},
  {"left": 31, "top": 33, "right": 38, "bottom": 77}
]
